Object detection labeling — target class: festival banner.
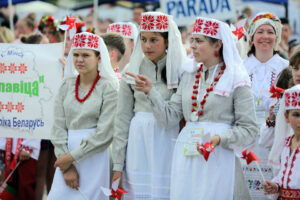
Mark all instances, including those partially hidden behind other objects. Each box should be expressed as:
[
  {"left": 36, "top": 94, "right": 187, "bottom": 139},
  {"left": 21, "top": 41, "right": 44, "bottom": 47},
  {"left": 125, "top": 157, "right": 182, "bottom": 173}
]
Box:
[
  {"left": 160, "top": 0, "right": 236, "bottom": 26},
  {"left": 0, "top": 43, "right": 63, "bottom": 139}
]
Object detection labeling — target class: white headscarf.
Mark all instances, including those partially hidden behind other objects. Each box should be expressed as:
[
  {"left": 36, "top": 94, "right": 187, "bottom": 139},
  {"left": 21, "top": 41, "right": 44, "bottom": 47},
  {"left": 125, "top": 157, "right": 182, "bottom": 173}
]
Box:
[
  {"left": 184, "top": 17, "right": 250, "bottom": 96},
  {"left": 64, "top": 32, "right": 118, "bottom": 84},
  {"left": 123, "top": 11, "right": 187, "bottom": 89},
  {"left": 268, "top": 85, "right": 299, "bottom": 175},
  {"left": 248, "top": 12, "right": 282, "bottom": 50},
  {"left": 107, "top": 22, "right": 138, "bottom": 44}
]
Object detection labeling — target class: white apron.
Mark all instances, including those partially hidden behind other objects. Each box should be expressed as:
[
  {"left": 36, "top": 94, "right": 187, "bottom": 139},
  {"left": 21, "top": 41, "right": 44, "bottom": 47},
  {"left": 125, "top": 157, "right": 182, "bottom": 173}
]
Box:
[
  {"left": 123, "top": 112, "right": 179, "bottom": 200},
  {"left": 170, "top": 122, "right": 235, "bottom": 200},
  {"left": 48, "top": 129, "right": 110, "bottom": 200}
]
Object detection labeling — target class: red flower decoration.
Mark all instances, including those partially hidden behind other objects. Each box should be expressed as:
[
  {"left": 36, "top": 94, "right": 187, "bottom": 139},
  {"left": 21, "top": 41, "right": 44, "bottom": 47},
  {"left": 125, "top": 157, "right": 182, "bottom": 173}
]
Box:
[
  {"left": 193, "top": 19, "right": 203, "bottom": 33},
  {"left": 0, "top": 63, "right": 6, "bottom": 74},
  {"left": 156, "top": 15, "right": 168, "bottom": 30},
  {"left": 73, "top": 34, "right": 86, "bottom": 47},
  {"left": 111, "top": 24, "right": 121, "bottom": 33},
  {"left": 291, "top": 92, "right": 300, "bottom": 107},
  {"left": 122, "top": 24, "right": 132, "bottom": 36},
  {"left": 203, "top": 21, "right": 219, "bottom": 36},
  {"left": 18, "top": 63, "right": 27, "bottom": 74},
  {"left": 5, "top": 102, "right": 14, "bottom": 112},
  {"left": 0, "top": 101, "right": 4, "bottom": 112},
  {"left": 87, "top": 35, "right": 99, "bottom": 49},
  {"left": 285, "top": 92, "right": 291, "bottom": 107},
  {"left": 15, "top": 102, "right": 24, "bottom": 113},
  {"left": 8, "top": 63, "right": 17, "bottom": 74},
  {"left": 141, "top": 15, "right": 154, "bottom": 30},
  {"left": 72, "top": 34, "right": 78, "bottom": 47}
]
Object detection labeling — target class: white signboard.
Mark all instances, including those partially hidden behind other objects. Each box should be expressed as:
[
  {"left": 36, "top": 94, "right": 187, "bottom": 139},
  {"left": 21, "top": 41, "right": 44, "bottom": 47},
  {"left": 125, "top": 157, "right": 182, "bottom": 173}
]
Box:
[
  {"left": 160, "top": 0, "right": 236, "bottom": 26},
  {"left": 0, "top": 43, "right": 63, "bottom": 139}
]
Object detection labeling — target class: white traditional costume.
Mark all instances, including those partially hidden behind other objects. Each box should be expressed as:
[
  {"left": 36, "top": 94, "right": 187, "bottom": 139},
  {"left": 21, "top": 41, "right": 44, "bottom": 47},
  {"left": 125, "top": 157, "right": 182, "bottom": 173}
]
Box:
[
  {"left": 146, "top": 17, "right": 258, "bottom": 200},
  {"left": 112, "top": 12, "right": 187, "bottom": 199},
  {"left": 243, "top": 13, "right": 289, "bottom": 198},
  {"left": 267, "top": 85, "right": 300, "bottom": 200},
  {"left": 48, "top": 32, "right": 118, "bottom": 200}
]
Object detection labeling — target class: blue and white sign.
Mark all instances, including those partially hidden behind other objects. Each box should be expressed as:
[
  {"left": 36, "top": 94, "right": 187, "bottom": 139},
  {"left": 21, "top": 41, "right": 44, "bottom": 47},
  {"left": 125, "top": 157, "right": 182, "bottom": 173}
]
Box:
[{"left": 160, "top": 0, "right": 236, "bottom": 26}]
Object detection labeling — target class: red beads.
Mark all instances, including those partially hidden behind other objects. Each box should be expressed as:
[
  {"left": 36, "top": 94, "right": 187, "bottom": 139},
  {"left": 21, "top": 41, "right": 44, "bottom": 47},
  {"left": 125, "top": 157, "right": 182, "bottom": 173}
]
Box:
[
  {"left": 190, "top": 63, "right": 226, "bottom": 120},
  {"left": 75, "top": 71, "right": 100, "bottom": 103}
]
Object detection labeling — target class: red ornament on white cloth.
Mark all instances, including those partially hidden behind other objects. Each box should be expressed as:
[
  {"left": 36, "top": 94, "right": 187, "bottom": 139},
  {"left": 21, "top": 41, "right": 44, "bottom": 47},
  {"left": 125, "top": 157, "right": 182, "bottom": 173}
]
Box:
[
  {"left": 284, "top": 85, "right": 300, "bottom": 109},
  {"left": 107, "top": 22, "right": 137, "bottom": 40},
  {"left": 72, "top": 32, "right": 101, "bottom": 51},
  {"left": 140, "top": 13, "right": 169, "bottom": 32},
  {"left": 192, "top": 17, "right": 221, "bottom": 39}
]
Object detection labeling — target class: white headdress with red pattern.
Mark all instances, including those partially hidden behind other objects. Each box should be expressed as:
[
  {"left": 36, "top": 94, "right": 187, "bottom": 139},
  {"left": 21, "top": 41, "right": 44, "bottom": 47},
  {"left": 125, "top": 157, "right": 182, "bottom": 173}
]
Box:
[
  {"left": 107, "top": 22, "right": 138, "bottom": 44},
  {"left": 123, "top": 11, "right": 187, "bottom": 89},
  {"left": 269, "top": 85, "right": 299, "bottom": 175},
  {"left": 64, "top": 32, "right": 118, "bottom": 83},
  {"left": 186, "top": 17, "right": 250, "bottom": 96}
]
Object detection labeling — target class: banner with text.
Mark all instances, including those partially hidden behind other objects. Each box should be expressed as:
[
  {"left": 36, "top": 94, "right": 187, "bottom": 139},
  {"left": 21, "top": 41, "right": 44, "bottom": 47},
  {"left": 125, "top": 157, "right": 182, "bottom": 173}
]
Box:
[
  {"left": 160, "top": 0, "right": 236, "bottom": 26},
  {"left": 0, "top": 43, "right": 63, "bottom": 139}
]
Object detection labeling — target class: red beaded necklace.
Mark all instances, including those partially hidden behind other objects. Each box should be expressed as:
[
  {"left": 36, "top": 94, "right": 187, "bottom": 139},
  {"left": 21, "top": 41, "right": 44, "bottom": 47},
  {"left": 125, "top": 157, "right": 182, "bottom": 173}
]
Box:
[
  {"left": 190, "top": 63, "right": 226, "bottom": 120},
  {"left": 75, "top": 71, "right": 100, "bottom": 103}
]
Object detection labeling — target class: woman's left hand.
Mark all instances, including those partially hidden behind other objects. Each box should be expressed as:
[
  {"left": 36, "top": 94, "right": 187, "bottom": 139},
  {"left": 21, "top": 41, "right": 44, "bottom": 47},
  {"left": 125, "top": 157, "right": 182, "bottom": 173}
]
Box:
[
  {"left": 54, "top": 153, "right": 75, "bottom": 173},
  {"left": 210, "top": 135, "right": 221, "bottom": 148}
]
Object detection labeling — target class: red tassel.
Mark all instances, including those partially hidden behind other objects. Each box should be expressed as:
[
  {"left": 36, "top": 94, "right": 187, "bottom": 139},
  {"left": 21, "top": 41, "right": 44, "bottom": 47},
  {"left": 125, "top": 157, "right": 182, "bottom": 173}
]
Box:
[{"left": 215, "top": 52, "right": 219, "bottom": 57}]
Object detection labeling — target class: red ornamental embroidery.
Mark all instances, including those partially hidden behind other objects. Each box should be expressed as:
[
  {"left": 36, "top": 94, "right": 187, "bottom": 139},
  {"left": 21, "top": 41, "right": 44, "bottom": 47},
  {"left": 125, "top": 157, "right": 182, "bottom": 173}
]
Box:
[
  {"left": 193, "top": 19, "right": 203, "bottom": 33},
  {"left": 5, "top": 102, "right": 14, "bottom": 112},
  {"left": 156, "top": 15, "right": 168, "bottom": 30},
  {"left": 141, "top": 15, "right": 154, "bottom": 30},
  {"left": 73, "top": 34, "right": 87, "bottom": 47},
  {"left": 87, "top": 35, "right": 99, "bottom": 49},
  {"left": 112, "top": 24, "right": 121, "bottom": 33},
  {"left": 203, "top": 21, "right": 219, "bottom": 36},
  {"left": 15, "top": 102, "right": 24, "bottom": 113},
  {"left": 73, "top": 34, "right": 79, "bottom": 47},
  {"left": 8, "top": 63, "right": 17, "bottom": 74},
  {"left": 291, "top": 92, "right": 300, "bottom": 107},
  {"left": 122, "top": 24, "right": 132, "bottom": 36},
  {"left": 18, "top": 63, "right": 27, "bottom": 74},
  {"left": 0, "top": 101, "right": 4, "bottom": 112},
  {"left": 285, "top": 93, "right": 291, "bottom": 107},
  {"left": 78, "top": 34, "right": 87, "bottom": 47},
  {"left": 0, "top": 63, "right": 6, "bottom": 74}
]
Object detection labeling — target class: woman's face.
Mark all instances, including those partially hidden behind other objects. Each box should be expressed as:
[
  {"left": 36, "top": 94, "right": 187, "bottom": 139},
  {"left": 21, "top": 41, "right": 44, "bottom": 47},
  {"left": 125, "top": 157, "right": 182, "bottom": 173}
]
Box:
[
  {"left": 252, "top": 24, "right": 276, "bottom": 52},
  {"left": 15, "top": 20, "right": 33, "bottom": 38},
  {"left": 190, "top": 34, "right": 217, "bottom": 64},
  {"left": 42, "top": 27, "right": 60, "bottom": 43},
  {"left": 292, "top": 64, "right": 300, "bottom": 85},
  {"left": 140, "top": 32, "right": 168, "bottom": 64},
  {"left": 73, "top": 49, "right": 100, "bottom": 75}
]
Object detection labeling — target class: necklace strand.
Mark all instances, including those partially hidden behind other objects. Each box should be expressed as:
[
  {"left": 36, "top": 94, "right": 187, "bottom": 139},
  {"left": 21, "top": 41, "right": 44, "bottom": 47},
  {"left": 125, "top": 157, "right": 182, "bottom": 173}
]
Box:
[
  {"left": 75, "top": 71, "right": 100, "bottom": 103},
  {"left": 191, "top": 64, "right": 226, "bottom": 117}
]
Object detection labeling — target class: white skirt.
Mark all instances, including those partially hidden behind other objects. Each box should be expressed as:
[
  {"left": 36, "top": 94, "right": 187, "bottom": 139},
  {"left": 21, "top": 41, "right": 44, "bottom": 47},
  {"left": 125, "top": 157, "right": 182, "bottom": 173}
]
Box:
[
  {"left": 170, "top": 122, "right": 235, "bottom": 200},
  {"left": 48, "top": 129, "right": 110, "bottom": 200},
  {"left": 123, "top": 112, "right": 179, "bottom": 200}
]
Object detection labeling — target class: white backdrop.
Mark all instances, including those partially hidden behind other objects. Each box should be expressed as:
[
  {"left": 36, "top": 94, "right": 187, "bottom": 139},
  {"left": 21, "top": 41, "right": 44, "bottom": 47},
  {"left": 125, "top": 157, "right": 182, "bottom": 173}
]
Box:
[{"left": 0, "top": 43, "right": 63, "bottom": 139}]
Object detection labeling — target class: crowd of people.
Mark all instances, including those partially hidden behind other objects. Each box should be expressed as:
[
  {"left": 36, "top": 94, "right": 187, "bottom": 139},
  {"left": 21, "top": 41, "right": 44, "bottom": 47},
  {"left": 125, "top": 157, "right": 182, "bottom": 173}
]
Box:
[{"left": 0, "top": 3, "right": 299, "bottom": 200}]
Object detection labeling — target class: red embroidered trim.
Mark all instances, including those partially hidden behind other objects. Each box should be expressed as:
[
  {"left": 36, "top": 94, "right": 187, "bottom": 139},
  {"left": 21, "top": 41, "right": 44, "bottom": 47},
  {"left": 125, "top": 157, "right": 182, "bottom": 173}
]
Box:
[
  {"left": 286, "top": 148, "right": 299, "bottom": 189},
  {"left": 75, "top": 71, "right": 100, "bottom": 103},
  {"left": 279, "top": 188, "right": 300, "bottom": 199},
  {"left": 281, "top": 155, "right": 289, "bottom": 188}
]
